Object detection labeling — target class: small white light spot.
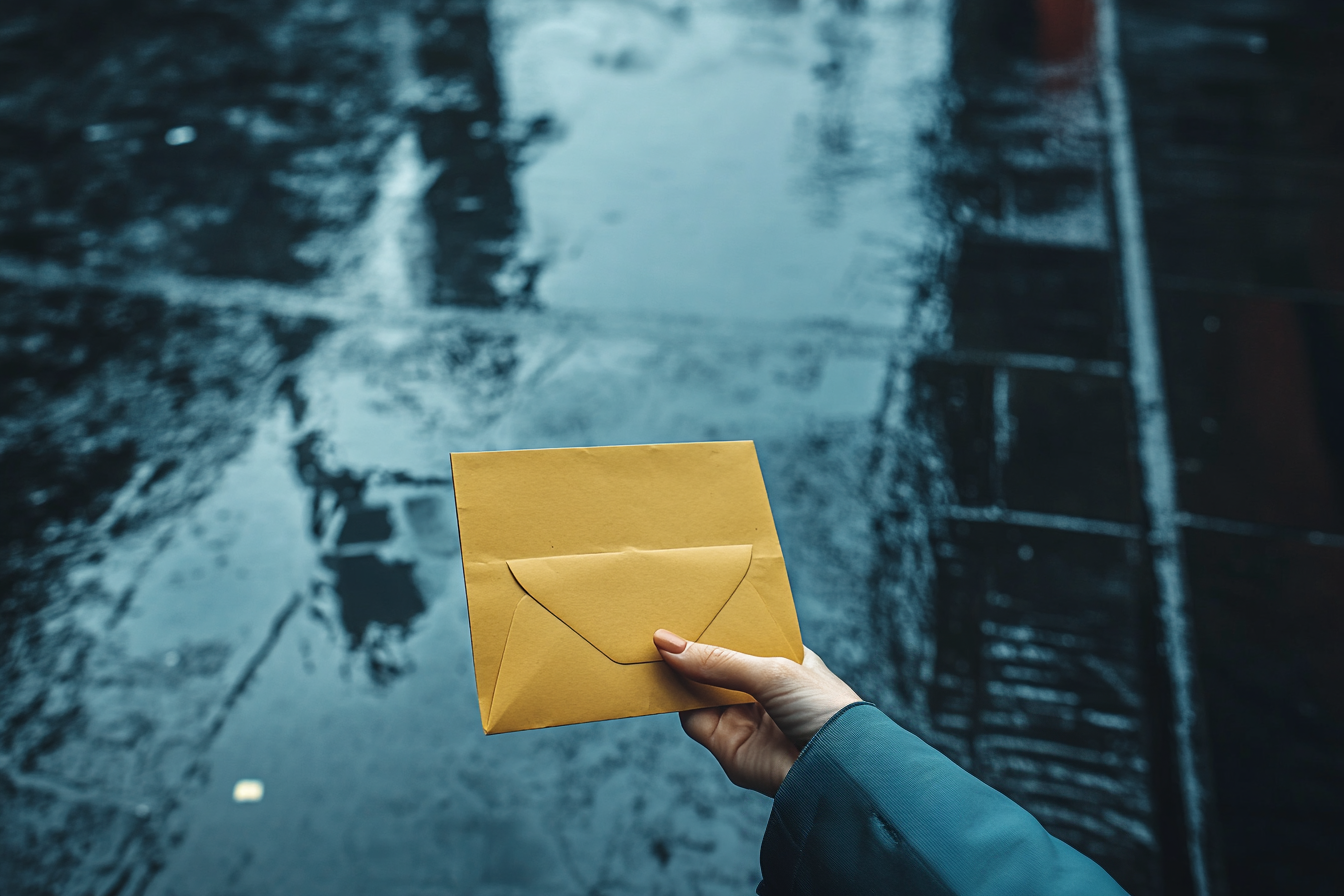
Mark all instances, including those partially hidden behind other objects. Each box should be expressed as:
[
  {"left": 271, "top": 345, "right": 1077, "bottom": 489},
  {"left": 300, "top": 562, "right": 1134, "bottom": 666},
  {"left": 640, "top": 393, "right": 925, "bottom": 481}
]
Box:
[
  {"left": 456, "top": 196, "right": 483, "bottom": 212},
  {"left": 84, "top": 124, "right": 115, "bottom": 142},
  {"left": 134, "top": 803, "right": 151, "bottom": 818},
  {"left": 469, "top": 120, "right": 491, "bottom": 139},
  {"left": 164, "top": 126, "right": 197, "bottom": 146},
  {"left": 1017, "top": 544, "right": 1034, "bottom": 561},
  {"left": 1247, "top": 35, "right": 1267, "bottom": 54},
  {"left": 1203, "top": 315, "right": 1221, "bottom": 333},
  {"left": 233, "top": 779, "right": 264, "bottom": 802},
  {"left": 163, "top": 650, "right": 180, "bottom": 668}
]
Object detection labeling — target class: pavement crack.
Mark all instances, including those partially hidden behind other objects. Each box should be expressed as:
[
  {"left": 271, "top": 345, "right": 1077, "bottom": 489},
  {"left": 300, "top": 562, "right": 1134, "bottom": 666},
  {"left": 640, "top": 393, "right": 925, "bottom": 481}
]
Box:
[{"left": 199, "top": 591, "right": 303, "bottom": 748}]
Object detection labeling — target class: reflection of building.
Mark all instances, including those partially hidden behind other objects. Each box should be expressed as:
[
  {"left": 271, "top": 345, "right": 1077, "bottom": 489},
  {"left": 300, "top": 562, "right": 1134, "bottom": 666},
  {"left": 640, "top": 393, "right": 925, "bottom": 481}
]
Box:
[
  {"left": 0, "top": 283, "right": 308, "bottom": 896},
  {"left": 913, "top": 1, "right": 1181, "bottom": 893},
  {"left": 294, "top": 432, "right": 428, "bottom": 684},
  {"left": 925, "top": 1, "right": 1344, "bottom": 893},
  {"left": 414, "top": 2, "right": 523, "bottom": 308}
]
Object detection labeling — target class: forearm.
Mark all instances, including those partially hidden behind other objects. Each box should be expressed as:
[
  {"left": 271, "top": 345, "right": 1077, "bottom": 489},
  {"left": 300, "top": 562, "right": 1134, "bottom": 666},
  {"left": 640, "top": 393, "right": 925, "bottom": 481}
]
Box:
[{"left": 759, "top": 703, "right": 1129, "bottom": 896}]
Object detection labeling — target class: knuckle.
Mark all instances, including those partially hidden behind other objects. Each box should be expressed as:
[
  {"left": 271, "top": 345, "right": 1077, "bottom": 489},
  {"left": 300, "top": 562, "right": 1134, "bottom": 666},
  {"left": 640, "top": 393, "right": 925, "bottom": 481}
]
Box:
[
  {"left": 758, "top": 657, "right": 800, "bottom": 693},
  {"left": 701, "top": 645, "right": 735, "bottom": 670}
]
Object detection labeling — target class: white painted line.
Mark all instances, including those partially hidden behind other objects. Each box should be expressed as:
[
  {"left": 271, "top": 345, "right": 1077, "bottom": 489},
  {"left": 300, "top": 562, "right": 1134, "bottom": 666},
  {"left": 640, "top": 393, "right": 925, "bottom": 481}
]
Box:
[{"left": 1096, "top": 2, "right": 1212, "bottom": 894}]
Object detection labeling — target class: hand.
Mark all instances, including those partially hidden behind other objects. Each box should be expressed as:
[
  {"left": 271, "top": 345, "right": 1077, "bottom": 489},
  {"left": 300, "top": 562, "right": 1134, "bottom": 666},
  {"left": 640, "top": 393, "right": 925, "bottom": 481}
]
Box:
[{"left": 653, "top": 629, "right": 862, "bottom": 797}]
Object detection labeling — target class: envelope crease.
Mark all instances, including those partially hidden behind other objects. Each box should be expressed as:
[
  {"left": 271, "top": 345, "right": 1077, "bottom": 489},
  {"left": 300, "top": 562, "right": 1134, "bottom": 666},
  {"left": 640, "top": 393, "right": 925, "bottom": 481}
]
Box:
[{"left": 506, "top": 545, "right": 752, "bottom": 665}]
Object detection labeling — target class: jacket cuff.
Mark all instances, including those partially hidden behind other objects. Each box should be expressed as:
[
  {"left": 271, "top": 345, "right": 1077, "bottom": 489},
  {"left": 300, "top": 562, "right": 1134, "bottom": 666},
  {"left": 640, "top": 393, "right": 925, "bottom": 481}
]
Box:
[{"left": 757, "top": 701, "right": 873, "bottom": 895}]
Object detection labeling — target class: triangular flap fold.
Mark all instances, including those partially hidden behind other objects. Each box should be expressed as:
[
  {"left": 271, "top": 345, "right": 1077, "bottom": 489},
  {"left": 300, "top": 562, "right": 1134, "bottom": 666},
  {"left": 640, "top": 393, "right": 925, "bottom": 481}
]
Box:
[
  {"left": 698, "top": 579, "right": 801, "bottom": 662},
  {"left": 506, "top": 545, "right": 752, "bottom": 665}
]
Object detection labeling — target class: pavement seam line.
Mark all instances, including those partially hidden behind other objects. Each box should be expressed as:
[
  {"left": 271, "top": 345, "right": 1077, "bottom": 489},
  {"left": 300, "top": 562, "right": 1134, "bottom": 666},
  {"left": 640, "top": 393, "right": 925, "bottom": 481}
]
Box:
[{"left": 941, "top": 505, "right": 1143, "bottom": 540}]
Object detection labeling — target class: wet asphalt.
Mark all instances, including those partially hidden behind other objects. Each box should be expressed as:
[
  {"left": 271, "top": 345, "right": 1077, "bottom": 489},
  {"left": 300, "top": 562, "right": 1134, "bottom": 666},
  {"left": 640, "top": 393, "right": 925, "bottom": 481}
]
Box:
[{"left": 2, "top": 1, "right": 1342, "bottom": 895}]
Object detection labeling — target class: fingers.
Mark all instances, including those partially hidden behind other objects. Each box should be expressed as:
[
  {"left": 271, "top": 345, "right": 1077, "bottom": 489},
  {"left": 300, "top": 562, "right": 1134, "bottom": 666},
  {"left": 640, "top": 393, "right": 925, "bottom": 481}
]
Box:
[
  {"left": 654, "top": 629, "right": 795, "bottom": 698},
  {"left": 658, "top": 631, "right": 862, "bottom": 750},
  {"left": 678, "top": 703, "right": 798, "bottom": 798},
  {"left": 653, "top": 629, "right": 689, "bottom": 653}
]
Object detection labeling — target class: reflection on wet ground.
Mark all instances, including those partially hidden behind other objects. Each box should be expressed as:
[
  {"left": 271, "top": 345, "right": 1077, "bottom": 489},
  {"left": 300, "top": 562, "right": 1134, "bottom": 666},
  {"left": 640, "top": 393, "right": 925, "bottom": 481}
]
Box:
[
  {"left": 1, "top": 1, "right": 1341, "bottom": 895},
  {"left": 1121, "top": 1, "right": 1344, "bottom": 893}
]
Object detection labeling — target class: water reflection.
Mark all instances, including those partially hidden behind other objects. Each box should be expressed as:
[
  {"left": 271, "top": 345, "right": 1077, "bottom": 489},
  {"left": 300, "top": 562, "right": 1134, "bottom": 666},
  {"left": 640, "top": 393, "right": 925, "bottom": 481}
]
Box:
[
  {"left": 0, "top": 3, "right": 958, "bottom": 892},
  {"left": 294, "top": 433, "right": 429, "bottom": 682},
  {"left": 0, "top": 1, "right": 1188, "bottom": 895},
  {"left": 494, "top": 0, "right": 947, "bottom": 323}
]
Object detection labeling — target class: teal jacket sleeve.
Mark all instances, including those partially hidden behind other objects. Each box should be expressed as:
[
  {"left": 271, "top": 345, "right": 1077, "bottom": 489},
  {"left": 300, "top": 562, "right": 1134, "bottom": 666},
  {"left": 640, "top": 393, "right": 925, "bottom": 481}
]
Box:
[{"left": 758, "top": 702, "right": 1130, "bottom": 896}]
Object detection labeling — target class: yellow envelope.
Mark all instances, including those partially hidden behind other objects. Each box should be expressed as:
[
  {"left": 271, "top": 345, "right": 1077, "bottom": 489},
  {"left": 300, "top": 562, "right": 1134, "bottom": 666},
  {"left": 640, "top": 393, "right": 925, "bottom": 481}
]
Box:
[{"left": 451, "top": 441, "right": 804, "bottom": 734}]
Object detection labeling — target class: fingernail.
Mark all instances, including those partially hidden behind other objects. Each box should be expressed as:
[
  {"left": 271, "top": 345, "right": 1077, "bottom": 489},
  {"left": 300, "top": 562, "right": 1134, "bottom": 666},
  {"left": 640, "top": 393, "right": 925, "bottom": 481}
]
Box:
[{"left": 653, "top": 629, "right": 688, "bottom": 654}]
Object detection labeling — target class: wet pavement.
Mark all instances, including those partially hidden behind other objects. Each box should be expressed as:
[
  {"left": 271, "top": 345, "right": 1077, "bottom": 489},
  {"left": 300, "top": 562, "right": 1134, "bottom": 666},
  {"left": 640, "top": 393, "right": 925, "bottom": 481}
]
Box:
[
  {"left": 1121, "top": 1, "right": 1344, "bottom": 893},
  {"left": 1, "top": 1, "right": 1341, "bottom": 895}
]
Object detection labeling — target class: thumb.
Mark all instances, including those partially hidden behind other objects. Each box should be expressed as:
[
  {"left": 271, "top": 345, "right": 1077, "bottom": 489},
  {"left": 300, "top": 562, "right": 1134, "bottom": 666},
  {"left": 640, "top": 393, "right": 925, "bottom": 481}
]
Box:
[{"left": 653, "top": 629, "right": 794, "bottom": 698}]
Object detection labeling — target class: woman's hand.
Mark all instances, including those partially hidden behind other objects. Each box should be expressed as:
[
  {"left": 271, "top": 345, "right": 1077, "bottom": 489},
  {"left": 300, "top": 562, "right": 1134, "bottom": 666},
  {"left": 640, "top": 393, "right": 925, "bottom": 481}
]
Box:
[{"left": 653, "top": 630, "right": 862, "bottom": 797}]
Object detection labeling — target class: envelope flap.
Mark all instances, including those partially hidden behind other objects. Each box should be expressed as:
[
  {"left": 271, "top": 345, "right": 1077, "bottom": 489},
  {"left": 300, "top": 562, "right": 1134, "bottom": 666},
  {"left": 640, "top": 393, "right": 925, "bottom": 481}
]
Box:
[{"left": 506, "top": 545, "right": 752, "bottom": 665}]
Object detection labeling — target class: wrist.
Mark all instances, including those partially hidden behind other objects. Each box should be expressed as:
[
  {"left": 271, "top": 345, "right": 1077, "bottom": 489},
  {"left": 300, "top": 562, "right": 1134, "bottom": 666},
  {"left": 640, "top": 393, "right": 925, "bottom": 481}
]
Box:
[{"left": 766, "top": 751, "right": 798, "bottom": 798}]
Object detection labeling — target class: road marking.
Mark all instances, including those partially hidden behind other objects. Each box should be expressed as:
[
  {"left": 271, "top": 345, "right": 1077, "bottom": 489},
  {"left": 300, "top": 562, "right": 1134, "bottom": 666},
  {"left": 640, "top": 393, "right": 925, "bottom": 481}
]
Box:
[{"left": 1096, "top": 2, "right": 1211, "bottom": 893}]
